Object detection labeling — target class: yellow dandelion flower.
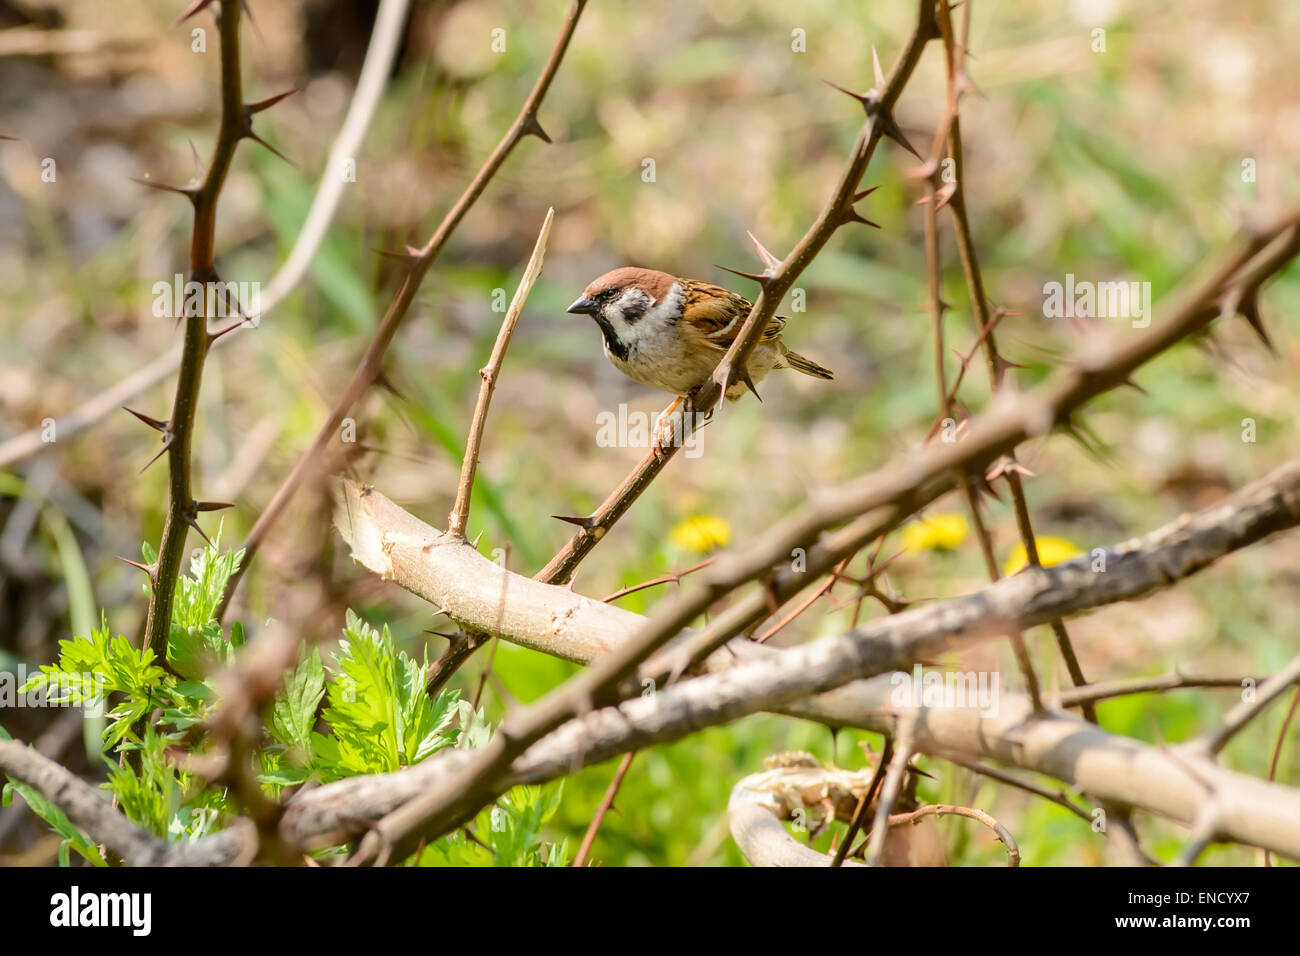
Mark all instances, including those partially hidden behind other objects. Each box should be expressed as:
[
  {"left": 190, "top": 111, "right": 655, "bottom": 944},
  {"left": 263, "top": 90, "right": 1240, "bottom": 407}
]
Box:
[
  {"left": 670, "top": 514, "right": 732, "bottom": 553},
  {"left": 1003, "top": 536, "right": 1083, "bottom": 576},
  {"left": 900, "top": 513, "right": 969, "bottom": 553}
]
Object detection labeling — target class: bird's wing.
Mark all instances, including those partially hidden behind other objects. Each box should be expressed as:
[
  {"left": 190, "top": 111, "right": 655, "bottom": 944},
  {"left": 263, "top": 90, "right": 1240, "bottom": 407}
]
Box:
[{"left": 680, "top": 280, "right": 785, "bottom": 351}]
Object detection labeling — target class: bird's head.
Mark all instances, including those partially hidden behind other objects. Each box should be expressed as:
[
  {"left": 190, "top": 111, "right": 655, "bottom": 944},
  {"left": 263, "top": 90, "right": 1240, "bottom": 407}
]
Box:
[{"left": 567, "top": 267, "right": 681, "bottom": 352}]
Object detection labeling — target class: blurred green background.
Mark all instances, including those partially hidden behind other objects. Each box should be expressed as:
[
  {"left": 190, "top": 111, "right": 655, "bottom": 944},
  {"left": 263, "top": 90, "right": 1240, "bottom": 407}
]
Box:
[{"left": 2, "top": 0, "right": 1300, "bottom": 864}]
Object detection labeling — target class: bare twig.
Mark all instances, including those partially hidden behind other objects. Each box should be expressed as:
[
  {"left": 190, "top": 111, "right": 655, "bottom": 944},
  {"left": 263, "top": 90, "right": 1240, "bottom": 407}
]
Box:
[
  {"left": 753, "top": 558, "right": 847, "bottom": 644},
  {"left": 938, "top": 752, "right": 1092, "bottom": 823},
  {"left": 863, "top": 716, "right": 916, "bottom": 865},
  {"left": 1191, "top": 651, "right": 1300, "bottom": 758},
  {"left": 1174, "top": 805, "right": 1222, "bottom": 866},
  {"left": 448, "top": 208, "right": 554, "bottom": 538},
  {"left": 886, "top": 803, "right": 1019, "bottom": 866},
  {"left": 571, "top": 751, "right": 635, "bottom": 867},
  {"left": 600, "top": 558, "right": 715, "bottom": 604},
  {"left": 1058, "top": 673, "right": 1255, "bottom": 708},
  {"left": 1264, "top": 687, "right": 1300, "bottom": 866},
  {"left": 830, "top": 737, "right": 892, "bottom": 866}
]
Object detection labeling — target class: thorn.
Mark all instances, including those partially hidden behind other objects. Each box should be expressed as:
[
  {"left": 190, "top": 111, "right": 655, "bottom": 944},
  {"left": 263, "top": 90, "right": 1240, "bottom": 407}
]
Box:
[
  {"left": 245, "top": 88, "right": 298, "bottom": 115},
  {"left": 116, "top": 555, "right": 154, "bottom": 576},
  {"left": 877, "top": 112, "right": 922, "bottom": 159},
  {"left": 193, "top": 500, "right": 235, "bottom": 512},
  {"left": 1225, "top": 287, "right": 1276, "bottom": 354},
  {"left": 373, "top": 370, "right": 406, "bottom": 402},
  {"left": 734, "top": 365, "right": 762, "bottom": 402},
  {"left": 985, "top": 455, "right": 1035, "bottom": 482},
  {"left": 906, "top": 159, "right": 941, "bottom": 182},
  {"left": 1058, "top": 417, "right": 1111, "bottom": 464},
  {"left": 552, "top": 514, "right": 595, "bottom": 530},
  {"left": 375, "top": 246, "right": 421, "bottom": 267},
  {"left": 244, "top": 129, "right": 293, "bottom": 166},
  {"left": 140, "top": 438, "right": 173, "bottom": 474},
  {"left": 841, "top": 184, "right": 883, "bottom": 228},
  {"left": 746, "top": 231, "right": 782, "bottom": 273},
  {"left": 840, "top": 207, "right": 881, "bottom": 229},
  {"left": 993, "top": 353, "right": 1028, "bottom": 387},
  {"left": 209, "top": 319, "right": 245, "bottom": 342},
  {"left": 176, "top": 0, "right": 217, "bottom": 24},
  {"left": 1193, "top": 328, "right": 1230, "bottom": 364},
  {"left": 826, "top": 73, "right": 918, "bottom": 162},
  {"left": 132, "top": 176, "right": 197, "bottom": 201},
  {"left": 470, "top": 530, "right": 485, "bottom": 549},
  {"left": 964, "top": 466, "right": 1002, "bottom": 505},
  {"left": 714, "top": 264, "right": 770, "bottom": 286},
  {"left": 872, "top": 46, "right": 887, "bottom": 90},
  {"left": 187, "top": 138, "right": 205, "bottom": 179},
  {"left": 182, "top": 511, "right": 214, "bottom": 547},
  {"left": 520, "top": 113, "right": 552, "bottom": 144},
  {"left": 955, "top": 70, "right": 985, "bottom": 101},
  {"left": 1122, "top": 375, "right": 1148, "bottom": 396},
  {"left": 822, "top": 78, "right": 872, "bottom": 110},
  {"left": 934, "top": 180, "right": 958, "bottom": 210},
  {"left": 123, "top": 407, "right": 169, "bottom": 433}
]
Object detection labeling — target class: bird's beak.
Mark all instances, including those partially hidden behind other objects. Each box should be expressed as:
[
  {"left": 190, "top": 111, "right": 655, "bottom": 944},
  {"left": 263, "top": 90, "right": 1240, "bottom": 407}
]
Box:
[{"left": 566, "top": 296, "right": 597, "bottom": 316}]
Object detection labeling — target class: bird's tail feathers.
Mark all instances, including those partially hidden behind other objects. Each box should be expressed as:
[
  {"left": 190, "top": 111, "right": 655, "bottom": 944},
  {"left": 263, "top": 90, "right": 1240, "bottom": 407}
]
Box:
[{"left": 780, "top": 346, "right": 834, "bottom": 380}]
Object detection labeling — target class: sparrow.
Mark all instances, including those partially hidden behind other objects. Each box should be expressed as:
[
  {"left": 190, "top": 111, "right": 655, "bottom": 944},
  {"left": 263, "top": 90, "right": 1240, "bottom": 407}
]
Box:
[{"left": 566, "top": 267, "right": 834, "bottom": 404}]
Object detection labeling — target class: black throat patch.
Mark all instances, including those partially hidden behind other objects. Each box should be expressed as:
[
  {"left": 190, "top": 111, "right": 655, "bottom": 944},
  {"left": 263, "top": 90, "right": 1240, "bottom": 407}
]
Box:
[{"left": 593, "top": 314, "right": 631, "bottom": 361}]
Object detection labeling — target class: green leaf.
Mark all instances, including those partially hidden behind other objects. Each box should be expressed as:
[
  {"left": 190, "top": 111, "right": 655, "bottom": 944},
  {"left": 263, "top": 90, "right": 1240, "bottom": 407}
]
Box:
[
  {"left": 308, "top": 610, "right": 461, "bottom": 780},
  {"left": 270, "top": 648, "right": 326, "bottom": 760}
]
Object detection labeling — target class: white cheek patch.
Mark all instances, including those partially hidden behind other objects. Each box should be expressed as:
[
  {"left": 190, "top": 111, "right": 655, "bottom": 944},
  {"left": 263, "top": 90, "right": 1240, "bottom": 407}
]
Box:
[
  {"left": 611, "top": 283, "right": 682, "bottom": 348},
  {"left": 648, "top": 282, "right": 683, "bottom": 323}
]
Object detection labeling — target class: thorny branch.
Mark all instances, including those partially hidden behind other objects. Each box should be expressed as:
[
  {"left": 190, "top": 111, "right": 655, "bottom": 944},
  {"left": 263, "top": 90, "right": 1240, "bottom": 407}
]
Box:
[
  {"left": 0, "top": 0, "right": 411, "bottom": 471},
  {"left": 334, "top": 2, "right": 946, "bottom": 864},
  {"left": 8, "top": 452, "right": 1300, "bottom": 861},
  {"left": 317, "top": 453, "right": 1300, "bottom": 861},
  {"left": 337, "top": 19, "right": 1300, "bottom": 864},
  {"left": 309, "top": 167, "right": 1300, "bottom": 866},
  {"left": 305, "top": 178, "right": 1299, "bottom": 867},
  {"left": 7, "top": 0, "right": 1300, "bottom": 870},
  {"left": 217, "top": 0, "right": 589, "bottom": 617},
  {"left": 536, "top": 0, "right": 940, "bottom": 585},
  {"left": 933, "top": 0, "right": 1094, "bottom": 720},
  {"left": 923, "top": 0, "right": 1046, "bottom": 712},
  {"left": 137, "top": 0, "right": 269, "bottom": 661}
]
